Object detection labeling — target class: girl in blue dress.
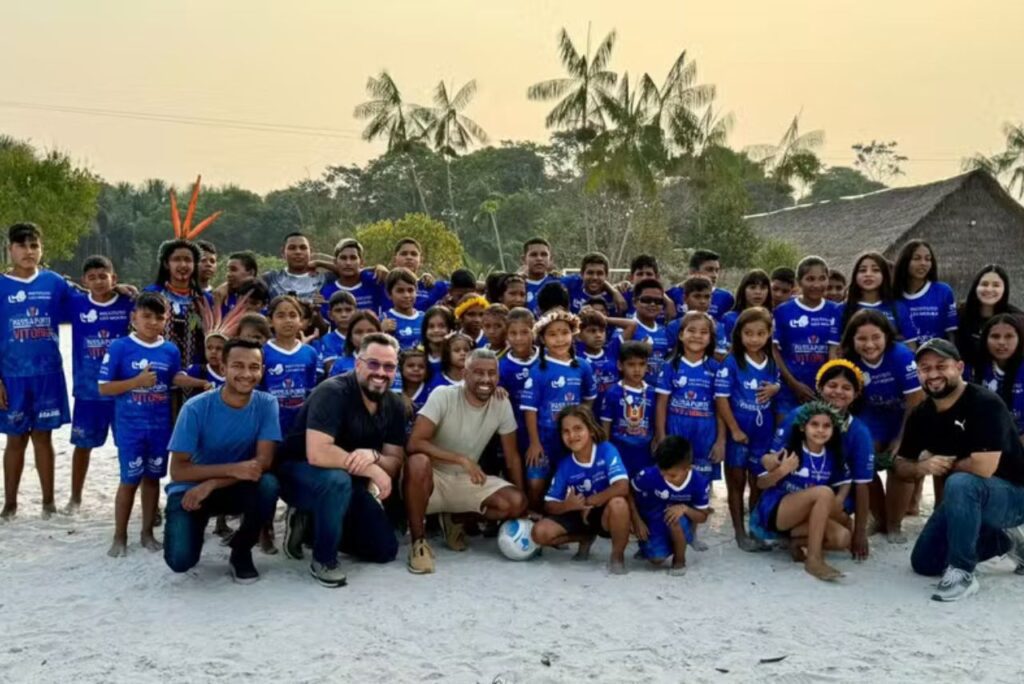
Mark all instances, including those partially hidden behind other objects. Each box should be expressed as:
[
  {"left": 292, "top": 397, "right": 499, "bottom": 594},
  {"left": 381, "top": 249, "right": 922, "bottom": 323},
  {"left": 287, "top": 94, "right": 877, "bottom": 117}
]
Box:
[{"left": 893, "top": 240, "right": 959, "bottom": 345}]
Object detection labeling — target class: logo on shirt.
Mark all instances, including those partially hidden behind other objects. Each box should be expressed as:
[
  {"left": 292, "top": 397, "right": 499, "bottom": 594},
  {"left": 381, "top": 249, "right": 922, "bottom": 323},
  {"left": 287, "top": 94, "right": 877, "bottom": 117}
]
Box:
[
  {"left": 718, "top": 367, "right": 729, "bottom": 378},
  {"left": 986, "top": 379, "right": 999, "bottom": 392},
  {"left": 516, "top": 368, "right": 530, "bottom": 381},
  {"left": 38, "top": 409, "right": 60, "bottom": 419},
  {"left": 399, "top": 326, "right": 413, "bottom": 337},
  {"left": 743, "top": 378, "right": 759, "bottom": 390},
  {"left": 906, "top": 363, "right": 917, "bottom": 372},
  {"left": 577, "top": 478, "right": 593, "bottom": 493},
  {"left": 551, "top": 376, "right": 566, "bottom": 389},
  {"left": 524, "top": 378, "right": 533, "bottom": 389},
  {"left": 862, "top": 372, "right": 872, "bottom": 386},
  {"left": 790, "top": 315, "right": 810, "bottom": 328},
  {"left": 268, "top": 363, "right": 284, "bottom": 376},
  {"left": 80, "top": 309, "right": 98, "bottom": 323},
  {"left": 655, "top": 489, "right": 670, "bottom": 500},
  {"left": 674, "top": 375, "right": 688, "bottom": 388},
  {"left": 130, "top": 358, "right": 150, "bottom": 370},
  {"left": 7, "top": 290, "right": 26, "bottom": 303},
  {"left": 26, "top": 306, "right": 39, "bottom": 317},
  {"left": 954, "top": 419, "right": 967, "bottom": 431}
]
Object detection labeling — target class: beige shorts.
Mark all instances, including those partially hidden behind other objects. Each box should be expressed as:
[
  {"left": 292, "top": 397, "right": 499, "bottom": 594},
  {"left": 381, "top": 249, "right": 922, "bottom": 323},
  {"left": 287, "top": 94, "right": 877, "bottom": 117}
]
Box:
[{"left": 426, "top": 468, "right": 515, "bottom": 515}]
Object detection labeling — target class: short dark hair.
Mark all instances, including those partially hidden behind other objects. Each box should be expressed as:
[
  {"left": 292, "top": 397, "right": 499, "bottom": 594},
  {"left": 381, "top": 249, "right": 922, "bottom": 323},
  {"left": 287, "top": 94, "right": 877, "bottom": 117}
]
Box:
[
  {"left": 229, "top": 251, "right": 258, "bottom": 274},
  {"left": 537, "top": 281, "right": 570, "bottom": 314},
  {"left": 328, "top": 290, "right": 357, "bottom": 308},
  {"left": 633, "top": 278, "right": 664, "bottom": 297},
  {"left": 394, "top": 237, "right": 422, "bottom": 254},
  {"left": 135, "top": 292, "right": 167, "bottom": 316},
  {"left": 197, "top": 240, "right": 217, "bottom": 256},
  {"left": 450, "top": 268, "right": 477, "bottom": 290},
  {"left": 654, "top": 436, "right": 693, "bottom": 470},
  {"left": 578, "top": 308, "right": 607, "bottom": 330},
  {"left": 82, "top": 255, "right": 114, "bottom": 275},
  {"left": 770, "top": 267, "right": 796, "bottom": 286},
  {"left": 237, "top": 312, "right": 272, "bottom": 340},
  {"left": 580, "top": 252, "right": 609, "bottom": 273},
  {"left": 386, "top": 267, "right": 417, "bottom": 293},
  {"left": 584, "top": 296, "right": 608, "bottom": 311},
  {"left": 283, "top": 232, "right": 308, "bottom": 245},
  {"left": 689, "top": 249, "right": 720, "bottom": 271},
  {"left": 237, "top": 278, "right": 269, "bottom": 303},
  {"left": 630, "top": 254, "right": 659, "bottom": 275},
  {"left": 682, "top": 275, "right": 712, "bottom": 294},
  {"left": 222, "top": 337, "right": 263, "bottom": 363},
  {"left": 8, "top": 222, "right": 41, "bottom": 244},
  {"left": 523, "top": 237, "right": 551, "bottom": 254},
  {"left": 618, "top": 340, "right": 651, "bottom": 363},
  {"left": 828, "top": 269, "right": 847, "bottom": 285},
  {"left": 360, "top": 332, "right": 400, "bottom": 355},
  {"left": 334, "top": 237, "right": 363, "bottom": 258}
]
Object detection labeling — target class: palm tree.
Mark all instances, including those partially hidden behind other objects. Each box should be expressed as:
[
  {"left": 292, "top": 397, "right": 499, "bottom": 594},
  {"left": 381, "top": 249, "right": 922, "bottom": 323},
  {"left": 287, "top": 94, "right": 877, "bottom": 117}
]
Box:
[
  {"left": 474, "top": 197, "right": 507, "bottom": 271},
  {"left": 964, "top": 122, "right": 1024, "bottom": 199},
  {"left": 423, "top": 79, "right": 489, "bottom": 230},
  {"left": 353, "top": 70, "right": 431, "bottom": 214},
  {"left": 642, "top": 50, "right": 715, "bottom": 141},
  {"left": 745, "top": 112, "right": 824, "bottom": 199},
  {"left": 527, "top": 25, "right": 618, "bottom": 142}
]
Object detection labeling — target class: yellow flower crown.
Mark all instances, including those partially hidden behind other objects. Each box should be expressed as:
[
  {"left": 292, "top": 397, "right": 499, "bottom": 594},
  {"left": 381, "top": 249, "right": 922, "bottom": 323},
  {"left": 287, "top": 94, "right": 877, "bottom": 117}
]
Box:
[
  {"left": 454, "top": 295, "right": 489, "bottom": 320},
  {"left": 815, "top": 358, "right": 864, "bottom": 390}
]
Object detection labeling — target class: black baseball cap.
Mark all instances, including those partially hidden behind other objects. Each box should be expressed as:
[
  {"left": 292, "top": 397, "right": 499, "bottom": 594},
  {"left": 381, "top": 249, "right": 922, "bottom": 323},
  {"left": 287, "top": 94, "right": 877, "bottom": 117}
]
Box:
[{"left": 915, "top": 338, "right": 961, "bottom": 362}]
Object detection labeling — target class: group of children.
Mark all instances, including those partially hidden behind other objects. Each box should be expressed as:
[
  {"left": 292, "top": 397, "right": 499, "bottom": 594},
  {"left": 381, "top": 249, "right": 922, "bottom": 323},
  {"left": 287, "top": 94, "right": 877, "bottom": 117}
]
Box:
[{"left": 1, "top": 220, "right": 996, "bottom": 581}]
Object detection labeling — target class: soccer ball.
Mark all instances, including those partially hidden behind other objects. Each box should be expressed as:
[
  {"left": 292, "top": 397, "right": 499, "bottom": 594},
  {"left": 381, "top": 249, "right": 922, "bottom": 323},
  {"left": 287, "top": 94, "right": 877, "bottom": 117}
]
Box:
[{"left": 497, "top": 518, "right": 540, "bottom": 561}]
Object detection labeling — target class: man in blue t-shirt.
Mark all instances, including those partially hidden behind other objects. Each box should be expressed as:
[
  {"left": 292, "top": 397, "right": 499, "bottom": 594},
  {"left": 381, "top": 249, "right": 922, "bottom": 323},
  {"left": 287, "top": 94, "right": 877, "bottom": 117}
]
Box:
[{"left": 163, "top": 339, "right": 282, "bottom": 583}]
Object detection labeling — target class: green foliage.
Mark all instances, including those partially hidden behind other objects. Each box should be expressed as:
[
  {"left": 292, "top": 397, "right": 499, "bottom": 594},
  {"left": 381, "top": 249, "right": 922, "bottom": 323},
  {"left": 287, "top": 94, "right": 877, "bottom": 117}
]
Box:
[
  {"left": 806, "top": 166, "right": 886, "bottom": 203},
  {"left": 751, "top": 238, "right": 802, "bottom": 274},
  {"left": 0, "top": 137, "right": 100, "bottom": 261},
  {"left": 355, "top": 213, "right": 463, "bottom": 276},
  {"left": 852, "top": 140, "right": 907, "bottom": 184},
  {"left": 964, "top": 123, "right": 1024, "bottom": 199}
]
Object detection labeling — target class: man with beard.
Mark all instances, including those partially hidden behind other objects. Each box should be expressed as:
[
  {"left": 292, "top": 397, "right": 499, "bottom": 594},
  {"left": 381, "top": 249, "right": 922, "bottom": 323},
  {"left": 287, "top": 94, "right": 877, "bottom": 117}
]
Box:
[
  {"left": 405, "top": 348, "right": 528, "bottom": 574},
  {"left": 277, "top": 332, "right": 403, "bottom": 587},
  {"left": 895, "top": 338, "right": 1024, "bottom": 601}
]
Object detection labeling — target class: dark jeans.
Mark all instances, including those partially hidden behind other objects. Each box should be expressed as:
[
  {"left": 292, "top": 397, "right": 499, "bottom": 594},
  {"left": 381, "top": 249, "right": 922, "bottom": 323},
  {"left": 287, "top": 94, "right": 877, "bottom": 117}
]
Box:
[
  {"left": 277, "top": 460, "right": 398, "bottom": 566},
  {"left": 164, "top": 474, "right": 280, "bottom": 573},
  {"left": 911, "top": 472, "right": 1024, "bottom": 575}
]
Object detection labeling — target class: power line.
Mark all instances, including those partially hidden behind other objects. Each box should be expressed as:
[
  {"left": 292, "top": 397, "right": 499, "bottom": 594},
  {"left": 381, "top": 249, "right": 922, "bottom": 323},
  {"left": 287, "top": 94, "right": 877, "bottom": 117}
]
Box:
[{"left": 0, "top": 100, "right": 365, "bottom": 140}]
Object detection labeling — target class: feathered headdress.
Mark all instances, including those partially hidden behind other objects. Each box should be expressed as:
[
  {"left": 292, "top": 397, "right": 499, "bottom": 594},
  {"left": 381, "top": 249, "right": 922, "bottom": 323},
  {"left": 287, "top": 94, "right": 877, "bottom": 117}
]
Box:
[
  {"left": 197, "top": 293, "right": 251, "bottom": 340},
  {"left": 170, "top": 175, "right": 222, "bottom": 240}
]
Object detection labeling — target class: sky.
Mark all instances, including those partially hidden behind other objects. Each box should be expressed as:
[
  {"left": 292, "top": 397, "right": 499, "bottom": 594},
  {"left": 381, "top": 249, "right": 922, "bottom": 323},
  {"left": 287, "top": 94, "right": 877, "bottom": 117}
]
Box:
[{"left": 2, "top": 0, "right": 1022, "bottom": 194}]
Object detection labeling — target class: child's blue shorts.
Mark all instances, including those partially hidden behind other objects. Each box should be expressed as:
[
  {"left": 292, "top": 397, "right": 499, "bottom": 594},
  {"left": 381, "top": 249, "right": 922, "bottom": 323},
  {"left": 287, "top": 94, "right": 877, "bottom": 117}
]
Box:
[
  {"left": 0, "top": 372, "right": 70, "bottom": 435},
  {"left": 117, "top": 428, "right": 171, "bottom": 485},
  {"left": 639, "top": 515, "right": 694, "bottom": 560},
  {"left": 71, "top": 398, "right": 115, "bottom": 449}
]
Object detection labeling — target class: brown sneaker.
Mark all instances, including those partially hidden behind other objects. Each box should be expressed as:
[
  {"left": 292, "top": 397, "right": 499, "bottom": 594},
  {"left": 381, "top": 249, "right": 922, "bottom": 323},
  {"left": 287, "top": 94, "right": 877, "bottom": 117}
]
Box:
[
  {"left": 408, "top": 539, "right": 436, "bottom": 574},
  {"left": 440, "top": 513, "right": 468, "bottom": 552}
]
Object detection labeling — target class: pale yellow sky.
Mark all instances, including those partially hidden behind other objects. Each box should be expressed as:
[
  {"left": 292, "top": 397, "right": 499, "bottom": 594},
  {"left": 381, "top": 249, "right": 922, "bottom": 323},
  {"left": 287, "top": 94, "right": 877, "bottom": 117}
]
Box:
[{"left": 3, "top": 0, "right": 1022, "bottom": 193}]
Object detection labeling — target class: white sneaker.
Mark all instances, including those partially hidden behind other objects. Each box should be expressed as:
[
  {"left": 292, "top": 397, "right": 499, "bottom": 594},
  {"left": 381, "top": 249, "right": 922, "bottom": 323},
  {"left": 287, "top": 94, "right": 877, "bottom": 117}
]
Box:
[
  {"left": 931, "top": 566, "right": 979, "bottom": 602},
  {"left": 1002, "top": 524, "right": 1024, "bottom": 574}
]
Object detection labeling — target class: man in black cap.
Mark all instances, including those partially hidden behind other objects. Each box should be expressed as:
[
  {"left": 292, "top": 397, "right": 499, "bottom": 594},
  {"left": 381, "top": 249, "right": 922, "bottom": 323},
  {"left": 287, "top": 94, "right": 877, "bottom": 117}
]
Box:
[{"left": 895, "top": 338, "right": 1024, "bottom": 601}]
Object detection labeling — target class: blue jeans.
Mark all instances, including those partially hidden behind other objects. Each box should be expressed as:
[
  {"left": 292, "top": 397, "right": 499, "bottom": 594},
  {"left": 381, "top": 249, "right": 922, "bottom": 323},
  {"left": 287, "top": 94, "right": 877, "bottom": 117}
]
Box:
[
  {"left": 164, "top": 474, "right": 280, "bottom": 573},
  {"left": 911, "top": 473, "right": 1024, "bottom": 575},
  {"left": 277, "top": 460, "right": 398, "bottom": 566}
]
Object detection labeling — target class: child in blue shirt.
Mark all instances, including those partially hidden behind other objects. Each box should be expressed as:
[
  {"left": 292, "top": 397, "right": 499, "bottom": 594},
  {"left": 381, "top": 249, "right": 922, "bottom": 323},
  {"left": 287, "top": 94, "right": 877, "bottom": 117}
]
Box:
[
  {"left": 185, "top": 333, "right": 228, "bottom": 389},
  {"left": 390, "top": 237, "right": 448, "bottom": 310},
  {"left": 499, "top": 308, "right": 538, "bottom": 459},
  {"left": 838, "top": 252, "right": 917, "bottom": 345},
  {"left": 521, "top": 237, "right": 556, "bottom": 313},
  {"left": 893, "top": 239, "right": 959, "bottom": 344},
  {"left": 318, "top": 238, "right": 384, "bottom": 318},
  {"left": 328, "top": 311, "right": 382, "bottom": 378},
  {"left": 715, "top": 307, "right": 780, "bottom": 551},
  {"left": 381, "top": 268, "right": 426, "bottom": 351},
  {"left": 65, "top": 255, "right": 134, "bottom": 512},
  {"left": 720, "top": 269, "right": 773, "bottom": 350},
  {"left": 629, "top": 436, "right": 711, "bottom": 575},
  {"left": 315, "top": 290, "right": 356, "bottom": 375},
  {"left": 629, "top": 278, "right": 672, "bottom": 385},
  {"left": 421, "top": 306, "right": 457, "bottom": 378},
  {"left": 531, "top": 405, "right": 631, "bottom": 574},
  {"left": 0, "top": 223, "right": 74, "bottom": 519},
  {"left": 666, "top": 276, "right": 730, "bottom": 359},
  {"left": 599, "top": 341, "right": 656, "bottom": 475},
  {"left": 262, "top": 295, "right": 320, "bottom": 436},
  {"left": 752, "top": 401, "right": 852, "bottom": 582},
  {"left": 455, "top": 294, "right": 488, "bottom": 349},
  {"left": 482, "top": 304, "right": 510, "bottom": 355},
  {"left": 398, "top": 348, "right": 431, "bottom": 436},
  {"left": 975, "top": 313, "right": 1024, "bottom": 434},
  {"left": 99, "top": 292, "right": 210, "bottom": 557},
  {"left": 577, "top": 307, "right": 634, "bottom": 401},
  {"left": 560, "top": 252, "right": 628, "bottom": 314}
]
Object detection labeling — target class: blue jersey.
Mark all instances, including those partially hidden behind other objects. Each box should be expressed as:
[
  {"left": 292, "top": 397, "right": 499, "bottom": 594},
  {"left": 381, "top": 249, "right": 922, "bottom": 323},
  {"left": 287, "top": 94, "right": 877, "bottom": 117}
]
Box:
[
  {"left": 329, "top": 353, "right": 355, "bottom": 377},
  {"left": 382, "top": 308, "right": 425, "bottom": 351},
  {"left": 520, "top": 356, "right": 597, "bottom": 436},
  {"left": 416, "top": 279, "right": 448, "bottom": 311},
  {"left": 667, "top": 286, "right": 734, "bottom": 321},
  {"left": 598, "top": 381, "right": 656, "bottom": 472},
  {"left": 839, "top": 300, "right": 917, "bottom": 343},
  {"left": 720, "top": 310, "right": 739, "bottom": 349},
  {"left": 714, "top": 354, "right": 779, "bottom": 445},
  {"left": 772, "top": 298, "right": 841, "bottom": 389},
  {"left": 656, "top": 356, "right": 719, "bottom": 425},
  {"left": 319, "top": 270, "right": 384, "bottom": 318},
  {"left": 900, "top": 281, "right": 958, "bottom": 343},
  {"left": 755, "top": 444, "right": 851, "bottom": 491},
  {"left": 545, "top": 441, "right": 628, "bottom": 502},
  {"left": 98, "top": 334, "right": 182, "bottom": 431},
  {"left": 772, "top": 410, "right": 874, "bottom": 484},
  {"left": 185, "top": 363, "right": 226, "bottom": 388},
  {"left": 427, "top": 353, "right": 443, "bottom": 378},
  {"left": 67, "top": 292, "right": 133, "bottom": 399},
  {"left": 665, "top": 316, "right": 729, "bottom": 357},
  {"left": 582, "top": 336, "right": 621, "bottom": 398},
  {"left": 631, "top": 319, "right": 671, "bottom": 385},
  {"left": 561, "top": 274, "right": 615, "bottom": 314},
  {"left": 981, "top": 363, "right": 1024, "bottom": 435},
  {"left": 853, "top": 343, "right": 920, "bottom": 439},
  {"left": 499, "top": 350, "right": 538, "bottom": 427},
  {"left": 426, "top": 371, "right": 462, "bottom": 392},
  {"left": 524, "top": 275, "right": 556, "bottom": 313},
  {"left": 631, "top": 466, "right": 710, "bottom": 520},
  {"left": 261, "top": 340, "right": 320, "bottom": 435},
  {"left": 0, "top": 270, "right": 71, "bottom": 377},
  {"left": 314, "top": 329, "right": 347, "bottom": 367}
]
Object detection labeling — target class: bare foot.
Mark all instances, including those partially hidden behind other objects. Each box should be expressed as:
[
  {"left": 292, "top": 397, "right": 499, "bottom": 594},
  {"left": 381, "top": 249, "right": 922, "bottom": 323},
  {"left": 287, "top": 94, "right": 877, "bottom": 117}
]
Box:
[
  {"left": 886, "top": 530, "right": 908, "bottom": 544},
  {"left": 906, "top": 505, "right": 920, "bottom": 517},
  {"left": 868, "top": 519, "right": 886, "bottom": 536},
  {"left": 691, "top": 538, "right": 709, "bottom": 552},
  {"left": 789, "top": 541, "right": 807, "bottom": 563},
  {"left": 1, "top": 504, "right": 17, "bottom": 521},
  {"left": 107, "top": 540, "right": 128, "bottom": 558},
  {"left": 668, "top": 563, "right": 687, "bottom": 577},
  {"left": 259, "top": 529, "right": 279, "bottom": 556},
  {"left": 41, "top": 502, "right": 57, "bottom": 520},
  {"left": 608, "top": 558, "right": 627, "bottom": 575},
  {"left": 573, "top": 537, "right": 594, "bottom": 561},
  {"left": 62, "top": 499, "right": 81, "bottom": 516},
  {"left": 805, "top": 558, "right": 843, "bottom": 581},
  {"left": 737, "top": 535, "right": 770, "bottom": 552},
  {"left": 140, "top": 533, "right": 163, "bottom": 552}
]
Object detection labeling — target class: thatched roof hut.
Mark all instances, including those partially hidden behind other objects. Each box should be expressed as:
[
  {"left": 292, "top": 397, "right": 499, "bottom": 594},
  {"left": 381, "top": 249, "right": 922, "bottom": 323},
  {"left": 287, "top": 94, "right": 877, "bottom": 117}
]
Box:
[{"left": 745, "top": 170, "right": 1024, "bottom": 304}]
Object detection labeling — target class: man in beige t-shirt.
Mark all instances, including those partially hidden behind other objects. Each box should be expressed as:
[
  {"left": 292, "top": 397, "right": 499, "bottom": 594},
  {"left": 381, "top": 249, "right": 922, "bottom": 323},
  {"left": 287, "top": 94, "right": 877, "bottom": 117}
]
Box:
[{"left": 405, "top": 349, "right": 528, "bottom": 573}]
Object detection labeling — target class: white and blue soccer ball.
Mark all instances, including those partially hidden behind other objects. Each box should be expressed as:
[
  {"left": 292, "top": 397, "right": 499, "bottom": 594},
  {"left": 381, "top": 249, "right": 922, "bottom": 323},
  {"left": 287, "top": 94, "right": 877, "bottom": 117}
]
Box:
[{"left": 497, "top": 518, "right": 540, "bottom": 561}]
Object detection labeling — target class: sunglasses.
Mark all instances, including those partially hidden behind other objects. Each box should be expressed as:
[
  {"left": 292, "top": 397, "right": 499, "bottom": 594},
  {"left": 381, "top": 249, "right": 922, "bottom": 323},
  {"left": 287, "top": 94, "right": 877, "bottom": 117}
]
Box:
[
  {"left": 359, "top": 357, "right": 398, "bottom": 374},
  {"left": 637, "top": 296, "right": 664, "bottom": 306}
]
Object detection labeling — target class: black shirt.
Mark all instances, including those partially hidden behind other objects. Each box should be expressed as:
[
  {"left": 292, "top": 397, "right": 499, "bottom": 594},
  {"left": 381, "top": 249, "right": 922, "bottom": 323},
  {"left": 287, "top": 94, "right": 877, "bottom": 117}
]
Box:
[
  {"left": 279, "top": 374, "right": 406, "bottom": 461},
  {"left": 899, "top": 383, "right": 1024, "bottom": 486}
]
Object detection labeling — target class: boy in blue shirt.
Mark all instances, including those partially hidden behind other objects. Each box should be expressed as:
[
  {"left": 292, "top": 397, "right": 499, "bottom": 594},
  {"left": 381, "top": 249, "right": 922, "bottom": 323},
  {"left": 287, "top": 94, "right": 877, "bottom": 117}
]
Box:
[
  {"left": 316, "top": 290, "right": 356, "bottom": 374},
  {"left": 629, "top": 436, "right": 711, "bottom": 575},
  {"left": 391, "top": 237, "right": 448, "bottom": 310},
  {"left": 381, "top": 268, "right": 426, "bottom": 350},
  {"left": 65, "top": 255, "right": 134, "bottom": 513},
  {"left": 99, "top": 293, "right": 210, "bottom": 558},
  {"left": 0, "top": 223, "right": 72, "bottom": 520},
  {"left": 318, "top": 238, "right": 384, "bottom": 317},
  {"left": 599, "top": 341, "right": 657, "bottom": 475},
  {"left": 668, "top": 248, "right": 735, "bottom": 320},
  {"left": 522, "top": 237, "right": 556, "bottom": 313},
  {"left": 561, "top": 252, "right": 628, "bottom": 314},
  {"left": 628, "top": 278, "right": 672, "bottom": 385}
]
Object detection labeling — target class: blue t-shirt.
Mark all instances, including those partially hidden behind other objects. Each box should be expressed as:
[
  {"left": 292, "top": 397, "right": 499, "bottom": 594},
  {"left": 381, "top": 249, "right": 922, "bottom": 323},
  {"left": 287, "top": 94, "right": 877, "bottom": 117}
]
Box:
[
  {"left": 67, "top": 292, "right": 133, "bottom": 399},
  {"left": 582, "top": 335, "right": 622, "bottom": 398},
  {"left": 314, "top": 329, "right": 347, "bottom": 367},
  {"left": 853, "top": 343, "right": 920, "bottom": 428},
  {"left": 631, "top": 319, "right": 671, "bottom": 385},
  {"left": 319, "top": 269, "right": 384, "bottom": 318},
  {"left": 525, "top": 275, "right": 556, "bottom": 313},
  {"left": 720, "top": 310, "right": 739, "bottom": 349},
  {"left": 417, "top": 279, "right": 449, "bottom": 311},
  {"left": 185, "top": 363, "right": 226, "bottom": 389},
  {"left": 656, "top": 356, "right": 719, "bottom": 425},
  {"left": 499, "top": 349, "right": 538, "bottom": 429},
  {"left": 329, "top": 353, "right": 355, "bottom": 377},
  {"left": 165, "top": 389, "right": 281, "bottom": 494},
  {"left": 261, "top": 340, "right": 320, "bottom": 435},
  {"left": 772, "top": 298, "right": 841, "bottom": 390},
  {"left": 838, "top": 300, "right": 918, "bottom": 343},
  {"left": 520, "top": 355, "right": 597, "bottom": 437},
  {"left": 667, "top": 286, "right": 735, "bottom": 321},
  {"left": 0, "top": 270, "right": 71, "bottom": 377},
  {"left": 772, "top": 411, "right": 874, "bottom": 484},
  {"left": 98, "top": 333, "right": 183, "bottom": 432},
  {"left": 382, "top": 308, "right": 425, "bottom": 351},
  {"left": 900, "top": 281, "right": 959, "bottom": 344},
  {"left": 631, "top": 466, "right": 710, "bottom": 520},
  {"left": 426, "top": 371, "right": 462, "bottom": 393},
  {"left": 561, "top": 274, "right": 616, "bottom": 314},
  {"left": 665, "top": 316, "right": 729, "bottom": 357},
  {"left": 754, "top": 444, "right": 852, "bottom": 491},
  {"left": 714, "top": 353, "right": 779, "bottom": 445},
  {"left": 598, "top": 381, "right": 656, "bottom": 454},
  {"left": 981, "top": 363, "right": 1024, "bottom": 435},
  {"left": 544, "top": 441, "right": 628, "bottom": 502}
]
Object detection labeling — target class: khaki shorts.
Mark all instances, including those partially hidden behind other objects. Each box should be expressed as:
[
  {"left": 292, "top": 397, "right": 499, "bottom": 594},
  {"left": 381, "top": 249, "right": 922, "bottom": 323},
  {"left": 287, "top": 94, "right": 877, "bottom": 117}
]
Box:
[{"left": 425, "top": 468, "right": 515, "bottom": 515}]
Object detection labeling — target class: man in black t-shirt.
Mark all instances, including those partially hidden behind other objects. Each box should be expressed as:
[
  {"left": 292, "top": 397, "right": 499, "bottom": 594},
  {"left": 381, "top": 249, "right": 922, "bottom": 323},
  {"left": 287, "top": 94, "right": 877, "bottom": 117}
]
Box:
[
  {"left": 276, "top": 333, "right": 404, "bottom": 587},
  {"left": 896, "top": 339, "right": 1024, "bottom": 602}
]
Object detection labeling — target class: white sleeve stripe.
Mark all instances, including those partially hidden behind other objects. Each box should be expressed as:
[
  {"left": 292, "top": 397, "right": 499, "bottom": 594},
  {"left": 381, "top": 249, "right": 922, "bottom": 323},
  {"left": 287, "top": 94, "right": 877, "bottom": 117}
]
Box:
[
  {"left": 543, "top": 496, "right": 563, "bottom": 502},
  {"left": 854, "top": 478, "right": 873, "bottom": 483},
  {"left": 98, "top": 380, "right": 109, "bottom": 384},
  {"left": 694, "top": 503, "right": 710, "bottom": 509},
  {"left": 902, "top": 387, "right": 921, "bottom": 394},
  {"left": 584, "top": 394, "right": 597, "bottom": 401},
  {"left": 655, "top": 388, "right": 671, "bottom": 395},
  {"left": 609, "top": 474, "right": 628, "bottom": 484},
  {"left": 520, "top": 405, "right": 538, "bottom": 411},
  {"left": 714, "top": 392, "right": 730, "bottom": 398},
  {"left": 832, "top": 479, "right": 852, "bottom": 486}
]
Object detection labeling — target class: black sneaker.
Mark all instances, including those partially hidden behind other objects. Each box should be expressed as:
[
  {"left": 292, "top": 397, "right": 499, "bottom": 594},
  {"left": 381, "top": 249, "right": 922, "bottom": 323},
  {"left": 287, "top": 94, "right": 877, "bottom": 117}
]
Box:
[
  {"left": 283, "top": 506, "right": 308, "bottom": 560},
  {"left": 229, "top": 550, "right": 260, "bottom": 585}
]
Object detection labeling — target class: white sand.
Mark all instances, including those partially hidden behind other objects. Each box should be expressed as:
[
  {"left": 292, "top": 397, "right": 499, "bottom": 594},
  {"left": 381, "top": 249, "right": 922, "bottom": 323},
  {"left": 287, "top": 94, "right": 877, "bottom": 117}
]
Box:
[{"left": 2, "top": 332, "right": 1024, "bottom": 683}]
